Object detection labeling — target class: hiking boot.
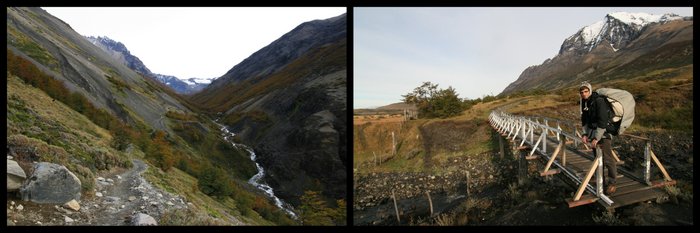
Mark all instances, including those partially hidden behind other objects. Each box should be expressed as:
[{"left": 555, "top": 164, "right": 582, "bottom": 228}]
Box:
[{"left": 605, "top": 185, "right": 616, "bottom": 195}]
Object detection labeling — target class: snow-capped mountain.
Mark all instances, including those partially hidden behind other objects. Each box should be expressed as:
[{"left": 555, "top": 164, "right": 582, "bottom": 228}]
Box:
[
  {"left": 86, "top": 36, "right": 212, "bottom": 95},
  {"left": 560, "top": 12, "right": 686, "bottom": 54},
  {"left": 153, "top": 75, "right": 214, "bottom": 94},
  {"left": 501, "top": 12, "right": 692, "bottom": 95}
]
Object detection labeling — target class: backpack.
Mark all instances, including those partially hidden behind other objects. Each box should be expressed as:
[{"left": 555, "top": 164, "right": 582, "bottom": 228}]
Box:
[{"left": 595, "top": 88, "right": 635, "bottom": 135}]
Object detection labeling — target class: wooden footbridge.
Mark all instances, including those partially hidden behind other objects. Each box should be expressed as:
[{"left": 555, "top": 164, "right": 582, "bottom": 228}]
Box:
[{"left": 489, "top": 111, "right": 676, "bottom": 210}]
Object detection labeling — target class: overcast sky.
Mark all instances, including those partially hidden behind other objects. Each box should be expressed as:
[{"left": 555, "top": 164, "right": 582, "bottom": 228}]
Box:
[
  {"left": 354, "top": 7, "right": 693, "bottom": 109},
  {"left": 43, "top": 7, "right": 346, "bottom": 80}
]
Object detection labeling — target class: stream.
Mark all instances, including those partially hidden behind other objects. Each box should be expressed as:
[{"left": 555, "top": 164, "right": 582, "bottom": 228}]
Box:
[{"left": 215, "top": 120, "right": 298, "bottom": 219}]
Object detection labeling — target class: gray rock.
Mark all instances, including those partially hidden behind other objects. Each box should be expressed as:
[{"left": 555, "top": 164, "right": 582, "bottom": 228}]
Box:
[
  {"left": 7, "top": 159, "right": 27, "bottom": 191},
  {"left": 20, "top": 162, "right": 81, "bottom": 204},
  {"left": 131, "top": 213, "right": 157, "bottom": 226},
  {"left": 96, "top": 192, "right": 103, "bottom": 197},
  {"left": 63, "top": 199, "right": 80, "bottom": 211},
  {"left": 64, "top": 216, "right": 74, "bottom": 223}
]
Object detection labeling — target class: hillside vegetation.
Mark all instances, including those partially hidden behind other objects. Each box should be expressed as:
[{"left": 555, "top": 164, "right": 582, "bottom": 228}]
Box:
[
  {"left": 354, "top": 63, "right": 692, "bottom": 226},
  {"left": 7, "top": 49, "right": 294, "bottom": 225}
]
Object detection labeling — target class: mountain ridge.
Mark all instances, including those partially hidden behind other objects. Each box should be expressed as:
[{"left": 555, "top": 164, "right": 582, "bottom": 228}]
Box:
[
  {"left": 501, "top": 12, "right": 692, "bottom": 95},
  {"left": 86, "top": 35, "right": 211, "bottom": 95}
]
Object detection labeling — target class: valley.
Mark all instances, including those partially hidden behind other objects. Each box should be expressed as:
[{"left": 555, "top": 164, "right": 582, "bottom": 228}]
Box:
[{"left": 7, "top": 7, "right": 346, "bottom": 226}]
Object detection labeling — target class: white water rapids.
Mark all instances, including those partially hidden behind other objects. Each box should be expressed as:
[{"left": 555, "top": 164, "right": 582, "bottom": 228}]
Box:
[{"left": 215, "top": 121, "right": 298, "bottom": 219}]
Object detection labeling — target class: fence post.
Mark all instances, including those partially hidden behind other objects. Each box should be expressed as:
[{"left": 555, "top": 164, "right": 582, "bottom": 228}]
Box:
[
  {"left": 392, "top": 131, "right": 396, "bottom": 155},
  {"left": 466, "top": 171, "right": 470, "bottom": 196},
  {"left": 644, "top": 141, "right": 651, "bottom": 185},
  {"left": 426, "top": 191, "right": 434, "bottom": 217},
  {"left": 392, "top": 189, "right": 400, "bottom": 224},
  {"left": 499, "top": 134, "right": 505, "bottom": 159},
  {"left": 596, "top": 146, "right": 604, "bottom": 197}
]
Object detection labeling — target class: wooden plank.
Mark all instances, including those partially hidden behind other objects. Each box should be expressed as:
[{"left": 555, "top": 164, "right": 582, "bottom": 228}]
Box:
[
  {"left": 650, "top": 150, "right": 673, "bottom": 181},
  {"left": 650, "top": 180, "right": 676, "bottom": 188},
  {"left": 568, "top": 160, "right": 592, "bottom": 168},
  {"left": 609, "top": 188, "right": 665, "bottom": 208},
  {"left": 565, "top": 157, "right": 591, "bottom": 164},
  {"left": 542, "top": 142, "right": 563, "bottom": 173},
  {"left": 567, "top": 195, "right": 599, "bottom": 208},
  {"left": 588, "top": 174, "right": 626, "bottom": 183},
  {"left": 573, "top": 157, "right": 599, "bottom": 201},
  {"left": 525, "top": 155, "right": 539, "bottom": 160},
  {"left": 610, "top": 150, "right": 621, "bottom": 163},
  {"left": 540, "top": 169, "right": 560, "bottom": 176},
  {"left": 607, "top": 183, "right": 651, "bottom": 197}
]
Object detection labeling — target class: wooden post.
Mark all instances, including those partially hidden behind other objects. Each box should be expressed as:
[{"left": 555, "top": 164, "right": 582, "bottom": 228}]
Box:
[
  {"left": 426, "top": 191, "right": 434, "bottom": 217},
  {"left": 392, "top": 131, "right": 396, "bottom": 155},
  {"left": 518, "top": 148, "right": 527, "bottom": 186},
  {"left": 562, "top": 145, "right": 567, "bottom": 166},
  {"left": 499, "top": 134, "right": 505, "bottom": 159},
  {"left": 644, "top": 141, "right": 651, "bottom": 185},
  {"left": 373, "top": 151, "right": 377, "bottom": 167},
  {"left": 392, "top": 189, "right": 400, "bottom": 224},
  {"left": 466, "top": 171, "right": 470, "bottom": 196}
]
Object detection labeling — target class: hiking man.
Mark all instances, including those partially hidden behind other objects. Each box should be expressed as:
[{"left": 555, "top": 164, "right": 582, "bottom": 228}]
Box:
[{"left": 579, "top": 82, "right": 617, "bottom": 195}]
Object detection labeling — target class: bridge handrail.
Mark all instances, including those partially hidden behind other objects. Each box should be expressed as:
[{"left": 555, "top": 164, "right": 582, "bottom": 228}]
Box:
[{"left": 488, "top": 110, "right": 674, "bottom": 207}]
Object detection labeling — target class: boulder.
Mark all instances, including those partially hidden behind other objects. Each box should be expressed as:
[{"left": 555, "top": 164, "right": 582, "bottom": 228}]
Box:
[
  {"left": 7, "top": 159, "right": 27, "bottom": 191},
  {"left": 20, "top": 162, "right": 81, "bottom": 204},
  {"left": 131, "top": 213, "right": 157, "bottom": 226}
]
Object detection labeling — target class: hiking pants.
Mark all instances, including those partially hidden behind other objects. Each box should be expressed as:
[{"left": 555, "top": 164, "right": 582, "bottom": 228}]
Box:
[{"left": 593, "top": 138, "right": 617, "bottom": 185}]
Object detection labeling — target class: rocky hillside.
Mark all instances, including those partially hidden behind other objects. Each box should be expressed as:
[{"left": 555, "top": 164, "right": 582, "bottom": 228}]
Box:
[
  {"left": 7, "top": 7, "right": 193, "bottom": 133},
  {"left": 190, "top": 13, "right": 347, "bottom": 206},
  {"left": 501, "top": 12, "right": 693, "bottom": 95},
  {"left": 86, "top": 36, "right": 212, "bottom": 95},
  {"left": 7, "top": 7, "right": 299, "bottom": 226}
]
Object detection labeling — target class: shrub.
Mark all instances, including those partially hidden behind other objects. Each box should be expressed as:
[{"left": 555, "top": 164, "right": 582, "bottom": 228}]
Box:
[{"left": 403, "top": 82, "right": 467, "bottom": 119}]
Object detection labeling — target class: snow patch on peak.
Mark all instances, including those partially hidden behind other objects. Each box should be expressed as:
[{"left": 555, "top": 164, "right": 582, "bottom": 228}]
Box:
[
  {"left": 581, "top": 20, "right": 605, "bottom": 44},
  {"left": 183, "top": 79, "right": 196, "bottom": 85},
  {"left": 608, "top": 12, "right": 683, "bottom": 29},
  {"left": 181, "top": 77, "right": 214, "bottom": 85}
]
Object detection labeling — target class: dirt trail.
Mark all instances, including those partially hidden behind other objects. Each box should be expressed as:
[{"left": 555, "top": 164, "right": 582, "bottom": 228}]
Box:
[
  {"left": 7, "top": 159, "right": 189, "bottom": 226},
  {"left": 81, "top": 159, "right": 149, "bottom": 225}
]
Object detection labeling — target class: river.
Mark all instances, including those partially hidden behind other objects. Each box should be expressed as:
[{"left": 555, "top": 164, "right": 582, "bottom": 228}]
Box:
[{"left": 215, "top": 120, "right": 298, "bottom": 219}]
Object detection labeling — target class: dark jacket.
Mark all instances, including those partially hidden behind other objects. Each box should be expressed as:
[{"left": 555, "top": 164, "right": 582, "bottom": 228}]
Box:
[{"left": 581, "top": 92, "right": 611, "bottom": 140}]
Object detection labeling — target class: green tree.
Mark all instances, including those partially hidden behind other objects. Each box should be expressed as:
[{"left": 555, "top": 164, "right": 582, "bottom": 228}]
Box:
[
  {"left": 197, "top": 164, "right": 233, "bottom": 198},
  {"left": 402, "top": 82, "right": 466, "bottom": 119}
]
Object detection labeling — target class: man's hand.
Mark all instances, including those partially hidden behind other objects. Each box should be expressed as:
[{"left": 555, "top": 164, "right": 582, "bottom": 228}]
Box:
[
  {"left": 582, "top": 135, "right": 589, "bottom": 144},
  {"left": 592, "top": 139, "right": 598, "bottom": 148}
]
